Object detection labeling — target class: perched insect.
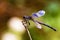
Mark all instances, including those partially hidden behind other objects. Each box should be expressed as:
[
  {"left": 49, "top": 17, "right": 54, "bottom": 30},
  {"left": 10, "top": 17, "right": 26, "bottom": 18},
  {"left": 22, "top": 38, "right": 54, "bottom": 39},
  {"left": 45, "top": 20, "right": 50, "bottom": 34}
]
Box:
[{"left": 22, "top": 10, "right": 56, "bottom": 40}]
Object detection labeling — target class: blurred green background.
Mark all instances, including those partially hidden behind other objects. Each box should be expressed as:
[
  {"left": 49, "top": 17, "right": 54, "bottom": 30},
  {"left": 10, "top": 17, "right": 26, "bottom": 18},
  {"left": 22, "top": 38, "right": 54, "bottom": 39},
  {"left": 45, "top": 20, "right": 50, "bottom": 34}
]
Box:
[{"left": 0, "top": 0, "right": 60, "bottom": 40}]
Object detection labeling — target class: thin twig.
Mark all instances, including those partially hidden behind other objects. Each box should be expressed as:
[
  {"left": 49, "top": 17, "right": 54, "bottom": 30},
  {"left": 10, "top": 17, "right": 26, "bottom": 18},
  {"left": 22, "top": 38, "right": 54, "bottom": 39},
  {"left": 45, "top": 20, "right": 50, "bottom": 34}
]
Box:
[{"left": 22, "top": 21, "right": 32, "bottom": 40}]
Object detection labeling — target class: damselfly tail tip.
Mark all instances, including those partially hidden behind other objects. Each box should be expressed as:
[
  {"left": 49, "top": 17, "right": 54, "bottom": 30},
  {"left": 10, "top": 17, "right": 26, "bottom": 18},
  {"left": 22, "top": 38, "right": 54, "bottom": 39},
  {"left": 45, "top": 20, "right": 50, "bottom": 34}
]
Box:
[{"left": 53, "top": 28, "right": 56, "bottom": 31}]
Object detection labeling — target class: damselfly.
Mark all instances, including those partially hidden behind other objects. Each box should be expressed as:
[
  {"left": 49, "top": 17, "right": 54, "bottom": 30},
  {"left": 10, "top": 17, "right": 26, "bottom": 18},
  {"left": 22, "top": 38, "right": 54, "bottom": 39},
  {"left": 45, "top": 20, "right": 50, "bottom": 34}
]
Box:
[{"left": 22, "top": 10, "right": 56, "bottom": 40}]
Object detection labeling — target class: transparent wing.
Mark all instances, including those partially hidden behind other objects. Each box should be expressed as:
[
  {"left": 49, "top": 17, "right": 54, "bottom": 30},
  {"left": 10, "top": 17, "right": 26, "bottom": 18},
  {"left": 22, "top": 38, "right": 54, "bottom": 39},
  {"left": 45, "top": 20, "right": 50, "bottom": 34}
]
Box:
[
  {"left": 32, "top": 10, "right": 45, "bottom": 29},
  {"left": 34, "top": 21, "right": 42, "bottom": 29},
  {"left": 32, "top": 10, "right": 45, "bottom": 18}
]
